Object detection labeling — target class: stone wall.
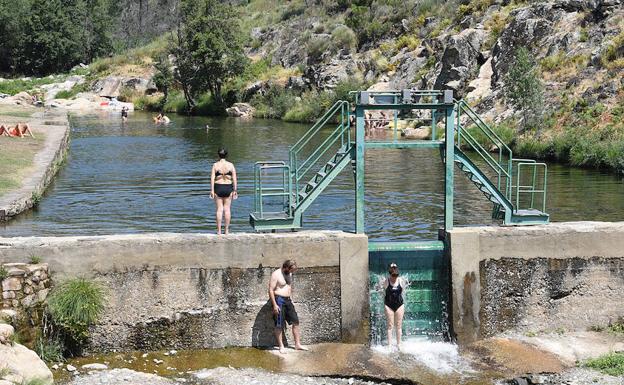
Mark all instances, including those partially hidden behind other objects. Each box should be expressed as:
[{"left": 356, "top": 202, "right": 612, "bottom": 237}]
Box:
[
  {"left": 0, "top": 231, "right": 369, "bottom": 352},
  {"left": 447, "top": 222, "right": 624, "bottom": 344},
  {"left": 1, "top": 263, "right": 51, "bottom": 325}
]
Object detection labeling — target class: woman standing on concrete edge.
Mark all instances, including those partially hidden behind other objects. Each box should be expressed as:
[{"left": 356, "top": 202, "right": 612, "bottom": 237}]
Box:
[
  {"left": 210, "top": 147, "right": 237, "bottom": 234},
  {"left": 381, "top": 262, "right": 409, "bottom": 350}
]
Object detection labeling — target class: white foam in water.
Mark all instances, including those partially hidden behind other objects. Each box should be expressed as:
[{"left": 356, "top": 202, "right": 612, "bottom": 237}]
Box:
[{"left": 372, "top": 336, "right": 471, "bottom": 374}]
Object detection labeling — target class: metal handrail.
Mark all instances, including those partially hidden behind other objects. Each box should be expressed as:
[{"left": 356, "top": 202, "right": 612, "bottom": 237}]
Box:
[
  {"left": 516, "top": 162, "right": 547, "bottom": 212},
  {"left": 289, "top": 101, "right": 350, "bottom": 206},
  {"left": 254, "top": 162, "right": 291, "bottom": 217},
  {"left": 455, "top": 100, "right": 513, "bottom": 199}
]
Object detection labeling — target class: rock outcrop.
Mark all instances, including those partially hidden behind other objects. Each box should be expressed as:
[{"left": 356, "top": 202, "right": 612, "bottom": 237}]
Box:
[
  {"left": 226, "top": 102, "right": 255, "bottom": 118},
  {"left": 0, "top": 323, "right": 53, "bottom": 385}
]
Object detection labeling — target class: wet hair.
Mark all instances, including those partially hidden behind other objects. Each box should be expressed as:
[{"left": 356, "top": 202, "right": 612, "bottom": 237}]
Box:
[
  {"left": 388, "top": 262, "right": 399, "bottom": 276},
  {"left": 282, "top": 259, "right": 297, "bottom": 269},
  {"left": 218, "top": 147, "right": 228, "bottom": 159}
]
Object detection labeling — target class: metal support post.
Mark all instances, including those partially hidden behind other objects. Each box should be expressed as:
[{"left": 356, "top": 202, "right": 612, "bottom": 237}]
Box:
[
  {"left": 355, "top": 106, "right": 366, "bottom": 234},
  {"left": 444, "top": 106, "right": 455, "bottom": 231}
]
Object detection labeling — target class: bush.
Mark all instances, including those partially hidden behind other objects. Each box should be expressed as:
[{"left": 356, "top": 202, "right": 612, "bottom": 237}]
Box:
[
  {"left": 29, "top": 255, "right": 42, "bottom": 264},
  {"left": 584, "top": 352, "right": 624, "bottom": 376},
  {"left": 396, "top": 35, "right": 420, "bottom": 51},
  {"left": 331, "top": 25, "right": 357, "bottom": 53},
  {"left": 0, "top": 265, "right": 7, "bottom": 281},
  {"left": 306, "top": 38, "right": 332, "bottom": 62},
  {"left": 195, "top": 93, "right": 225, "bottom": 116},
  {"left": 251, "top": 84, "right": 296, "bottom": 119},
  {"left": 34, "top": 335, "right": 65, "bottom": 363},
  {"left": 465, "top": 121, "right": 516, "bottom": 150},
  {"left": 133, "top": 95, "right": 163, "bottom": 111},
  {"left": 47, "top": 278, "right": 106, "bottom": 352},
  {"left": 602, "top": 31, "right": 624, "bottom": 69}
]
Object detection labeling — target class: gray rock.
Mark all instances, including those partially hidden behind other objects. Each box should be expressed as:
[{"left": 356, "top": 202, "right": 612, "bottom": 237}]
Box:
[
  {"left": 433, "top": 28, "right": 487, "bottom": 98},
  {"left": 226, "top": 103, "right": 255, "bottom": 118},
  {"left": 81, "top": 363, "right": 109, "bottom": 370}
]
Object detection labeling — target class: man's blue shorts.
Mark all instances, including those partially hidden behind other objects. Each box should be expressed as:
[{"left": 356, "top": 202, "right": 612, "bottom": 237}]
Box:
[{"left": 274, "top": 296, "right": 299, "bottom": 329}]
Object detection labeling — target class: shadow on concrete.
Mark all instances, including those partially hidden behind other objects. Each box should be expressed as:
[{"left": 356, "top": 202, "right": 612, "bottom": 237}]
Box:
[{"left": 252, "top": 300, "right": 279, "bottom": 348}]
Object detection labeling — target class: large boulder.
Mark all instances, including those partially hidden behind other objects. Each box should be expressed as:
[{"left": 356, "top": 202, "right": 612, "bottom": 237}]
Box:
[
  {"left": 305, "top": 57, "right": 360, "bottom": 89},
  {"left": 226, "top": 103, "right": 255, "bottom": 118},
  {"left": 93, "top": 76, "right": 123, "bottom": 98},
  {"left": 0, "top": 325, "right": 53, "bottom": 385},
  {"left": 123, "top": 77, "right": 158, "bottom": 95},
  {"left": 390, "top": 47, "right": 429, "bottom": 90},
  {"left": 433, "top": 28, "right": 487, "bottom": 97}
]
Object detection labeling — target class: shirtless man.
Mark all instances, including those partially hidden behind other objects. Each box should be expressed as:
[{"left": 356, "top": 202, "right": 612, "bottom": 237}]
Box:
[{"left": 268, "top": 259, "right": 308, "bottom": 353}]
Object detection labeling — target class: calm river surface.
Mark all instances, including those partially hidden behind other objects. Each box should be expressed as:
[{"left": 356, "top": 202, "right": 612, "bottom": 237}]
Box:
[{"left": 1, "top": 111, "right": 623, "bottom": 240}]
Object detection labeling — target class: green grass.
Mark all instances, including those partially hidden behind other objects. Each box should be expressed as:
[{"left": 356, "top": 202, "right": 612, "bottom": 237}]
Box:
[
  {"left": 48, "top": 278, "right": 106, "bottom": 348},
  {"left": 0, "top": 134, "right": 46, "bottom": 197},
  {"left": 34, "top": 335, "right": 65, "bottom": 363},
  {"left": 584, "top": 352, "right": 624, "bottom": 376},
  {"left": 0, "top": 265, "right": 7, "bottom": 281},
  {"left": 29, "top": 255, "right": 42, "bottom": 264},
  {"left": 0, "top": 76, "right": 64, "bottom": 96}
]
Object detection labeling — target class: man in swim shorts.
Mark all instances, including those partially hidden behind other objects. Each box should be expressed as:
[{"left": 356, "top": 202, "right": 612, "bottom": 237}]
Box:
[{"left": 268, "top": 259, "right": 308, "bottom": 353}]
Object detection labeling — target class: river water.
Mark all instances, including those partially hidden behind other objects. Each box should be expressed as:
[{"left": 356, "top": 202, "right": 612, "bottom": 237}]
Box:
[{"left": 1, "top": 111, "right": 623, "bottom": 239}]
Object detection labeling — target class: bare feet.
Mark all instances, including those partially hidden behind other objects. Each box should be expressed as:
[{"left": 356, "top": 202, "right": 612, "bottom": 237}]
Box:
[
  {"left": 295, "top": 345, "right": 309, "bottom": 351},
  {"left": 279, "top": 346, "right": 286, "bottom": 354}
]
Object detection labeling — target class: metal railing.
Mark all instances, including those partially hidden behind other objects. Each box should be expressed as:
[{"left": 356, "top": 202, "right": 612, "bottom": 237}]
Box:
[
  {"left": 515, "top": 161, "right": 547, "bottom": 212},
  {"left": 455, "top": 99, "right": 547, "bottom": 214},
  {"left": 289, "top": 100, "right": 351, "bottom": 207},
  {"left": 455, "top": 100, "right": 513, "bottom": 198},
  {"left": 253, "top": 162, "right": 291, "bottom": 217}
]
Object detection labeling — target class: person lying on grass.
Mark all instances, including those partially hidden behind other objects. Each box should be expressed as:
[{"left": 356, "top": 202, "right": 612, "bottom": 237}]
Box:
[{"left": 7, "top": 123, "right": 35, "bottom": 138}]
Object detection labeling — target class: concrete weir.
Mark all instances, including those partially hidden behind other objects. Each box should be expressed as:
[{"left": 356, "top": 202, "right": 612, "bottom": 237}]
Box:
[
  {"left": 447, "top": 221, "right": 624, "bottom": 344},
  {"left": 0, "top": 231, "right": 369, "bottom": 351}
]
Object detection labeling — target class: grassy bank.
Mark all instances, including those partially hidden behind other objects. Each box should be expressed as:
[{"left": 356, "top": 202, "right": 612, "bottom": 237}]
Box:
[{"left": 0, "top": 135, "right": 46, "bottom": 197}]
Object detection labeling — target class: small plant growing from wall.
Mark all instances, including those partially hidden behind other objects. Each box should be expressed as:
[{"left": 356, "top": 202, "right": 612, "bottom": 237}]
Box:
[
  {"left": 29, "top": 255, "right": 42, "bottom": 264},
  {"left": 0, "top": 265, "right": 7, "bottom": 282},
  {"left": 46, "top": 278, "right": 106, "bottom": 355}
]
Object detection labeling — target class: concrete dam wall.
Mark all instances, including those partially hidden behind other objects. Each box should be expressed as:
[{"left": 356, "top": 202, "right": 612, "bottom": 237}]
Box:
[
  {"left": 0, "top": 232, "right": 369, "bottom": 352},
  {"left": 448, "top": 221, "right": 624, "bottom": 344}
]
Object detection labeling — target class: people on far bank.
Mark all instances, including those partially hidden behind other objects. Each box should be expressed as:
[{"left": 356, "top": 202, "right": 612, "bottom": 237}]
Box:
[
  {"left": 379, "top": 262, "right": 409, "bottom": 351},
  {"left": 269, "top": 259, "right": 308, "bottom": 353},
  {"left": 0, "top": 123, "right": 35, "bottom": 138},
  {"left": 153, "top": 112, "right": 170, "bottom": 124},
  {"left": 210, "top": 147, "right": 237, "bottom": 235}
]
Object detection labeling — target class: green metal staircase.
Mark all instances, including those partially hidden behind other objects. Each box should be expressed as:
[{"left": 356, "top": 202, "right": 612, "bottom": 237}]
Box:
[
  {"left": 453, "top": 100, "right": 549, "bottom": 225},
  {"left": 250, "top": 101, "right": 353, "bottom": 231}
]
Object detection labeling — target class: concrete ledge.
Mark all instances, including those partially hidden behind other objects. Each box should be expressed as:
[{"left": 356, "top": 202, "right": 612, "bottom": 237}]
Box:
[
  {"left": 0, "top": 231, "right": 369, "bottom": 350},
  {"left": 448, "top": 222, "right": 624, "bottom": 344},
  {"left": 0, "top": 111, "right": 70, "bottom": 221}
]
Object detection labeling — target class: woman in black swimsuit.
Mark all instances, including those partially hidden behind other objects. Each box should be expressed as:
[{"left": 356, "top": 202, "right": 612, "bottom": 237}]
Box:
[
  {"left": 210, "top": 147, "right": 238, "bottom": 234},
  {"left": 382, "top": 262, "right": 407, "bottom": 350}
]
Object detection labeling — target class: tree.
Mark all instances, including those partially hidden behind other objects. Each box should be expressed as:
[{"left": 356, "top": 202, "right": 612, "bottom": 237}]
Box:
[
  {"left": 504, "top": 47, "right": 545, "bottom": 131},
  {"left": 152, "top": 55, "right": 173, "bottom": 108},
  {"left": 170, "top": 0, "right": 248, "bottom": 111}
]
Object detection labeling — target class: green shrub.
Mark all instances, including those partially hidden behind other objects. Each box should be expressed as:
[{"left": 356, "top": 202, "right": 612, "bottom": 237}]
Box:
[
  {"left": 306, "top": 38, "right": 332, "bottom": 62},
  {"left": 281, "top": 2, "right": 305, "bottom": 21},
  {"left": 0, "top": 265, "right": 7, "bottom": 281},
  {"left": 331, "top": 25, "right": 358, "bottom": 53},
  {"left": 516, "top": 137, "right": 552, "bottom": 159},
  {"left": 396, "top": 35, "right": 420, "bottom": 51},
  {"left": 584, "top": 352, "right": 624, "bottom": 376},
  {"left": 579, "top": 27, "right": 589, "bottom": 42},
  {"left": 465, "top": 121, "right": 516, "bottom": 150},
  {"left": 34, "top": 335, "right": 65, "bottom": 363},
  {"left": 195, "top": 93, "right": 225, "bottom": 116},
  {"left": 29, "top": 255, "right": 42, "bottom": 264},
  {"left": 251, "top": 84, "right": 296, "bottom": 119},
  {"left": 601, "top": 31, "right": 624, "bottom": 68},
  {"left": 133, "top": 95, "right": 163, "bottom": 111},
  {"left": 47, "top": 278, "right": 106, "bottom": 350}
]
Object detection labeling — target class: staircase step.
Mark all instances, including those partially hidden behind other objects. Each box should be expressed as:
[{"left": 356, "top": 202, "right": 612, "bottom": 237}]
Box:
[
  {"left": 305, "top": 181, "right": 318, "bottom": 191},
  {"left": 326, "top": 161, "right": 337, "bottom": 169}
]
